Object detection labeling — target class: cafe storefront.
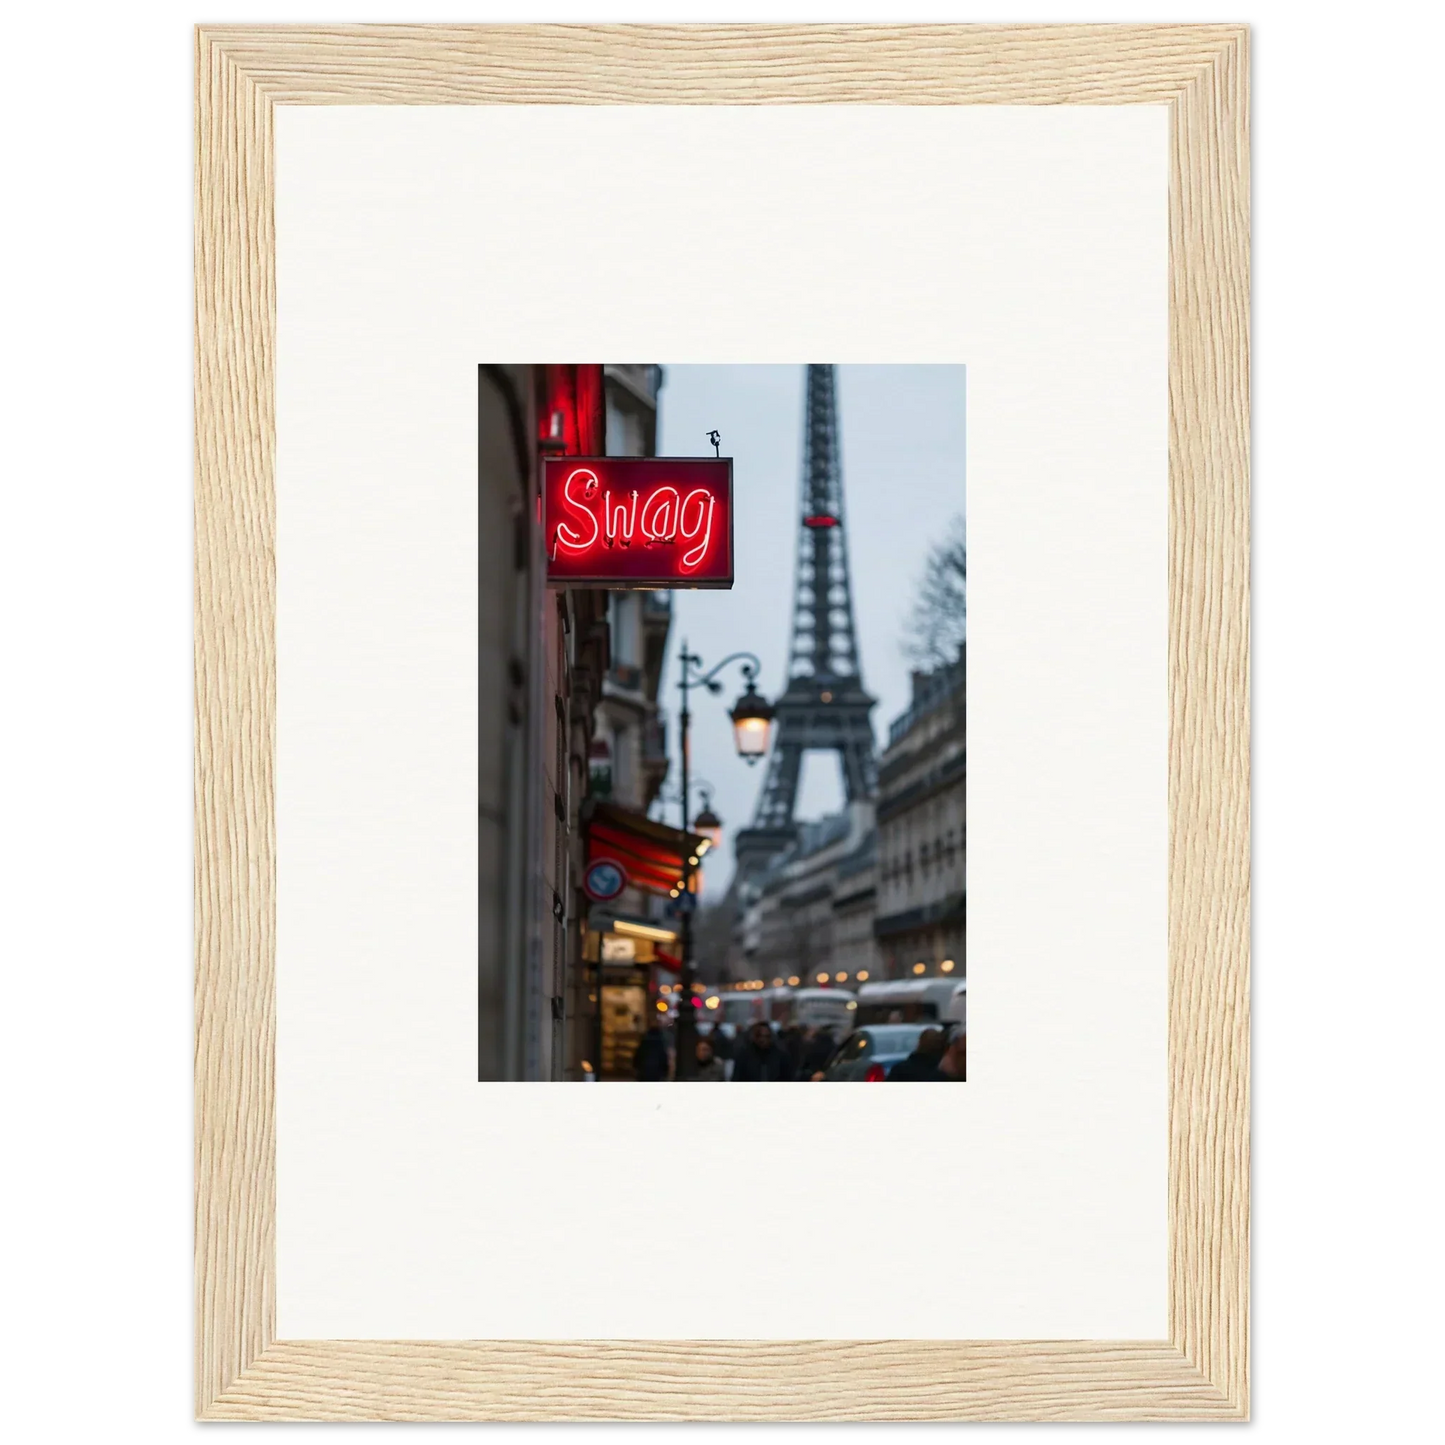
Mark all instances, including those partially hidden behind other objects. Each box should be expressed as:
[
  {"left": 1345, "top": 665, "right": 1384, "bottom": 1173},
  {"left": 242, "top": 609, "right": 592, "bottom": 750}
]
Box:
[{"left": 577, "top": 801, "right": 708, "bottom": 1079}]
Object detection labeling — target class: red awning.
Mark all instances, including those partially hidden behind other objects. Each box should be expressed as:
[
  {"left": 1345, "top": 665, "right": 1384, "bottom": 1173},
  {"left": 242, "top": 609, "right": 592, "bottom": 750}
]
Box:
[{"left": 584, "top": 803, "right": 707, "bottom": 898}]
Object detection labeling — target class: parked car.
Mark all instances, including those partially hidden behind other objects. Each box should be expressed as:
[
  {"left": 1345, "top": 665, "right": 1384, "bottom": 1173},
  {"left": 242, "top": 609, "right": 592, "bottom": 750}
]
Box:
[{"left": 818, "top": 1024, "right": 941, "bottom": 1081}]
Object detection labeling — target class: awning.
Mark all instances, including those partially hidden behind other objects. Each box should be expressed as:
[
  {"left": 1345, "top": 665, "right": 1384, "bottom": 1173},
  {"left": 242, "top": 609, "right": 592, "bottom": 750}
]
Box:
[{"left": 584, "top": 801, "right": 709, "bottom": 898}]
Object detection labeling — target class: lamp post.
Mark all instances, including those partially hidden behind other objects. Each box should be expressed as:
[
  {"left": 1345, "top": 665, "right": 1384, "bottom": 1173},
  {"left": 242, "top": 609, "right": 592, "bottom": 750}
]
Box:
[
  {"left": 658, "top": 778, "right": 725, "bottom": 850},
  {"left": 692, "top": 790, "right": 724, "bottom": 851},
  {"left": 673, "top": 644, "right": 774, "bottom": 1077}
]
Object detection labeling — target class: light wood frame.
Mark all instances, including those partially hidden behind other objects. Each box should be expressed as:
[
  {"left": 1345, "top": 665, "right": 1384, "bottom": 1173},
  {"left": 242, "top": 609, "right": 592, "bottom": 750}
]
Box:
[{"left": 195, "top": 23, "right": 1249, "bottom": 1421}]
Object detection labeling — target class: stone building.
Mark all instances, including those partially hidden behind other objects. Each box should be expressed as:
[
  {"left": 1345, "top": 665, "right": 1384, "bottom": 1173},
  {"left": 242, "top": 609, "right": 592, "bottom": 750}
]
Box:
[
  {"left": 578, "top": 366, "right": 693, "bottom": 1079},
  {"left": 831, "top": 839, "right": 880, "bottom": 984},
  {"left": 590, "top": 366, "right": 672, "bottom": 819},
  {"left": 477, "top": 364, "right": 611, "bottom": 1081},
  {"left": 740, "top": 801, "right": 879, "bottom": 987},
  {"left": 476, "top": 364, "right": 679, "bottom": 1081},
  {"left": 873, "top": 649, "right": 966, "bottom": 980}
]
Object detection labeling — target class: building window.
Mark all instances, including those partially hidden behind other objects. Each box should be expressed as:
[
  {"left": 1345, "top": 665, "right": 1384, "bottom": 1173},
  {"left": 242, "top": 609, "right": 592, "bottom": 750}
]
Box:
[
  {"left": 606, "top": 402, "right": 645, "bottom": 457},
  {"left": 606, "top": 592, "right": 641, "bottom": 676}
]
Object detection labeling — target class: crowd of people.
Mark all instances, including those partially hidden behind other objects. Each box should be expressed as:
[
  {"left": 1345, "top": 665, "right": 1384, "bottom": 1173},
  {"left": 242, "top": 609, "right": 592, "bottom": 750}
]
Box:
[
  {"left": 878, "top": 1025, "right": 966, "bottom": 1082},
  {"left": 631, "top": 1018, "right": 966, "bottom": 1081}
]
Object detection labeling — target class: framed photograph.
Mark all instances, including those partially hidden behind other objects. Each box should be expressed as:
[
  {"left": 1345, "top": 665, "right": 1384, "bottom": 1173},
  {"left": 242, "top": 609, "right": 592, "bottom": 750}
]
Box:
[{"left": 196, "top": 23, "right": 1248, "bottom": 1421}]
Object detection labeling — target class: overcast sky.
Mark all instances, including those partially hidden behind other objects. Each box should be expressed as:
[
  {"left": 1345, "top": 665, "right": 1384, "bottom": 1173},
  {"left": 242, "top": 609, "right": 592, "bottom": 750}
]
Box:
[{"left": 653, "top": 364, "right": 965, "bottom": 897}]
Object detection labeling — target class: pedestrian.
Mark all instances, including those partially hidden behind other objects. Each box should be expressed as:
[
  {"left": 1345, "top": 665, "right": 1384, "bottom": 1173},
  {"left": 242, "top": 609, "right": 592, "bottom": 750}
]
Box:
[
  {"left": 706, "top": 1021, "right": 735, "bottom": 1061},
  {"left": 632, "top": 1020, "right": 671, "bottom": 1081},
  {"left": 802, "top": 1025, "right": 837, "bottom": 1076},
  {"left": 687, "top": 1036, "right": 726, "bottom": 1081},
  {"left": 936, "top": 1029, "right": 966, "bottom": 1081},
  {"left": 888, "top": 1027, "right": 945, "bottom": 1081},
  {"left": 730, "top": 1021, "right": 795, "bottom": 1081},
  {"left": 779, "top": 1023, "right": 805, "bottom": 1078}
]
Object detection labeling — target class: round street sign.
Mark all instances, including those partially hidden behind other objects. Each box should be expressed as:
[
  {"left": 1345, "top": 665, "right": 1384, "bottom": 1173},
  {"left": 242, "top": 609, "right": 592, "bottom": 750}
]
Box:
[{"left": 583, "top": 857, "right": 628, "bottom": 903}]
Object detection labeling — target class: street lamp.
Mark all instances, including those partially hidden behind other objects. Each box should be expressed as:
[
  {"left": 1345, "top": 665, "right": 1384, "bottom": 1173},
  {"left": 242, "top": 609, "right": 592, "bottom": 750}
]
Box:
[
  {"left": 673, "top": 644, "right": 772, "bottom": 1078},
  {"left": 728, "top": 681, "right": 775, "bottom": 764},
  {"left": 659, "top": 779, "right": 725, "bottom": 854},
  {"left": 692, "top": 795, "right": 724, "bottom": 851}
]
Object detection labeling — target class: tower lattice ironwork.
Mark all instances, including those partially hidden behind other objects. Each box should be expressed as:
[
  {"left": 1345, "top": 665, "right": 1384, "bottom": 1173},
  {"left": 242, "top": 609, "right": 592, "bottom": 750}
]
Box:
[{"left": 734, "top": 364, "right": 877, "bottom": 879}]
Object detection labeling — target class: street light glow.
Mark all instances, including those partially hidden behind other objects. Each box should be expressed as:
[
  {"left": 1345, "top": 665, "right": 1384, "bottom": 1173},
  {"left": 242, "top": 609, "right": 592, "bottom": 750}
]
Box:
[
  {"left": 913, "top": 962, "right": 927, "bottom": 975},
  {"left": 612, "top": 918, "right": 677, "bottom": 943},
  {"left": 856, "top": 970, "right": 870, "bottom": 982},
  {"left": 731, "top": 716, "right": 771, "bottom": 760},
  {"left": 941, "top": 958, "right": 955, "bottom": 973},
  {"left": 729, "top": 681, "right": 775, "bottom": 763},
  {"left": 693, "top": 803, "right": 724, "bottom": 850}
]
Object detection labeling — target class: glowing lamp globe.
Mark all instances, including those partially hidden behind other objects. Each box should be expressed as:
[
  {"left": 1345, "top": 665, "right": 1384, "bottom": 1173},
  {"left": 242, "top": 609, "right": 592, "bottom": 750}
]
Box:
[
  {"left": 693, "top": 804, "right": 724, "bottom": 851},
  {"left": 729, "top": 683, "right": 774, "bottom": 764}
]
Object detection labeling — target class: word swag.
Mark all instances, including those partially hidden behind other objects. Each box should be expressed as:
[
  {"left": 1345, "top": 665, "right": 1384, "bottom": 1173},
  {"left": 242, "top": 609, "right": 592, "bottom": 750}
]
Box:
[{"left": 543, "top": 456, "right": 734, "bottom": 589}]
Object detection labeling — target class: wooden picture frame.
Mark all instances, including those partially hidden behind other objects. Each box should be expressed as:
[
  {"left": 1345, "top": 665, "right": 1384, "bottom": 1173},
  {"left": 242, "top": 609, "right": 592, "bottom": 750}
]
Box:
[{"left": 195, "top": 23, "right": 1249, "bottom": 1421}]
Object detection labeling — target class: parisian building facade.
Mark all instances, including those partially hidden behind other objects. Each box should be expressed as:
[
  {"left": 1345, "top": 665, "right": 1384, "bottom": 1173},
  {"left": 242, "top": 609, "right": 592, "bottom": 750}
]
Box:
[
  {"left": 477, "top": 364, "right": 677, "bottom": 1081},
  {"left": 736, "top": 801, "right": 879, "bottom": 987},
  {"left": 873, "top": 649, "right": 967, "bottom": 980}
]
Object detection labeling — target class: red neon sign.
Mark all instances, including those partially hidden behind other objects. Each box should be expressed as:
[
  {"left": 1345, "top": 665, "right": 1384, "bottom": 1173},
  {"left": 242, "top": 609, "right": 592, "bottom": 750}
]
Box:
[{"left": 544, "top": 457, "right": 733, "bottom": 589}]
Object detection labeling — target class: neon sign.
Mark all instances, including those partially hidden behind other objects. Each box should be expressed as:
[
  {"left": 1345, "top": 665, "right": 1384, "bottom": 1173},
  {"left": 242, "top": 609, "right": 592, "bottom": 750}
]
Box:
[{"left": 543, "top": 456, "right": 733, "bottom": 589}]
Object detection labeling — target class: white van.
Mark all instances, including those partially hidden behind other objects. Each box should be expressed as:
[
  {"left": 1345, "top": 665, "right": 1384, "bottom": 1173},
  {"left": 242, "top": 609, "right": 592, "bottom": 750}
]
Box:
[
  {"left": 757, "top": 985, "right": 857, "bottom": 1032},
  {"left": 787, "top": 986, "right": 858, "bottom": 1032},
  {"left": 855, "top": 977, "right": 965, "bottom": 1025},
  {"left": 715, "top": 992, "right": 763, "bottom": 1030},
  {"left": 943, "top": 980, "right": 967, "bottom": 1029}
]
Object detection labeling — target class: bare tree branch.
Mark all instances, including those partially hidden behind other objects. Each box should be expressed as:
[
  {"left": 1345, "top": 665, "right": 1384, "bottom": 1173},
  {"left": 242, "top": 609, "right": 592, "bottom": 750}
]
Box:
[{"left": 903, "top": 515, "right": 967, "bottom": 669}]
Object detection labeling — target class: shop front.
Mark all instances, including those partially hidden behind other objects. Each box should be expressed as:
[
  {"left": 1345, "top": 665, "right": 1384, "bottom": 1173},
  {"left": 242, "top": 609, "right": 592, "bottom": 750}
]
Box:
[{"left": 578, "top": 801, "right": 707, "bottom": 1079}]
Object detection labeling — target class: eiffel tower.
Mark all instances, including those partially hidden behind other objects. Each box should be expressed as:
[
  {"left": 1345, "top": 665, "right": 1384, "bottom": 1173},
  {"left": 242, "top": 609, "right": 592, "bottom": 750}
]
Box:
[{"left": 734, "top": 364, "right": 878, "bottom": 882}]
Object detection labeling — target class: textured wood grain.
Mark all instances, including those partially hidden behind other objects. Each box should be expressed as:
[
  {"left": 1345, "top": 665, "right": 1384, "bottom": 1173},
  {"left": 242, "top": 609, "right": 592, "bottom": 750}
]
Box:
[
  {"left": 204, "top": 1341, "right": 1239, "bottom": 1422},
  {"left": 198, "top": 22, "right": 1231, "bottom": 106},
  {"left": 1167, "top": 29, "right": 1250, "bottom": 1417},
  {"left": 194, "top": 27, "right": 276, "bottom": 1418},
  {"left": 194, "top": 22, "right": 1249, "bottom": 1422}
]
